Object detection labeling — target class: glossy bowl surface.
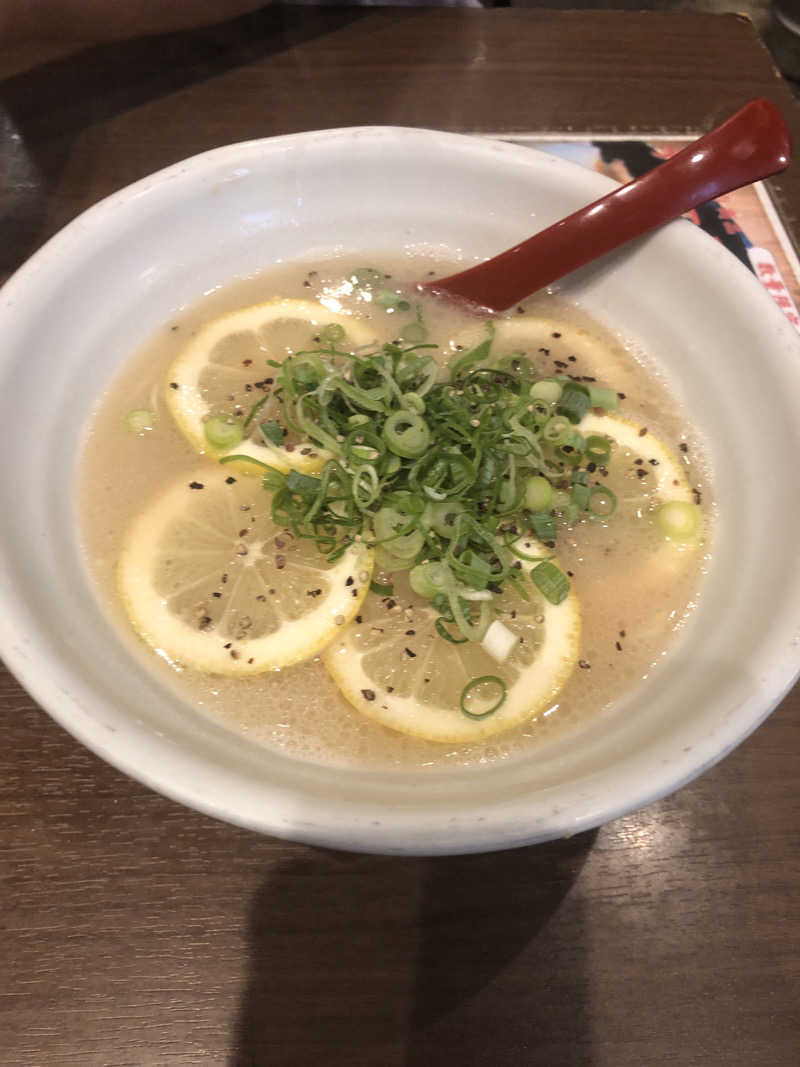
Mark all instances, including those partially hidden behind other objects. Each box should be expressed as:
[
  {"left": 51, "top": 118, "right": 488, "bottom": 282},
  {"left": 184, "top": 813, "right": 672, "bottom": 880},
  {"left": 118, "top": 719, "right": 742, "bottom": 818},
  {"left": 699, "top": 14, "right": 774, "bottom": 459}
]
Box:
[{"left": 1, "top": 127, "right": 799, "bottom": 854}]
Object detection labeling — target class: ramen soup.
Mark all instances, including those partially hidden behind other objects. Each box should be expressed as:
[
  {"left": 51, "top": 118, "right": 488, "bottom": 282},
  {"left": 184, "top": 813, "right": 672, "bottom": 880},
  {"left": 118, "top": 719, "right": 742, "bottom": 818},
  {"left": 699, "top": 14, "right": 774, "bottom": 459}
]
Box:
[{"left": 80, "top": 256, "right": 710, "bottom": 769}]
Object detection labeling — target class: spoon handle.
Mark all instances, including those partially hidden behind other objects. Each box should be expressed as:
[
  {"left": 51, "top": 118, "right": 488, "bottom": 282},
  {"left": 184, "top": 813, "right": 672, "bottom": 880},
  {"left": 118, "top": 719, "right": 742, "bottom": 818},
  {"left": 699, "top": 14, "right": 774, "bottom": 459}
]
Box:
[{"left": 424, "top": 98, "right": 791, "bottom": 312}]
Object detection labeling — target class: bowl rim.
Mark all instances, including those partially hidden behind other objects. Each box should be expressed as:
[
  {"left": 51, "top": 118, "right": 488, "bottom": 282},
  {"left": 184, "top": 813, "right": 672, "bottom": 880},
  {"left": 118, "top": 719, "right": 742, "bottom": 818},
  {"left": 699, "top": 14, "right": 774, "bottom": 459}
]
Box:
[{"left": 2, "top": 124, "right": 800, "bottom": 854}]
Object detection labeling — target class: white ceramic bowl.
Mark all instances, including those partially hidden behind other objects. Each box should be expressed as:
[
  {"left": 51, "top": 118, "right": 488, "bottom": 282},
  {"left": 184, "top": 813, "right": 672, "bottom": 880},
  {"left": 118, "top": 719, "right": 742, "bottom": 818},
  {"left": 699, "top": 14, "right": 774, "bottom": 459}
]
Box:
[{"left": 2, "top": 127, "right": 800, "bottom": 854}]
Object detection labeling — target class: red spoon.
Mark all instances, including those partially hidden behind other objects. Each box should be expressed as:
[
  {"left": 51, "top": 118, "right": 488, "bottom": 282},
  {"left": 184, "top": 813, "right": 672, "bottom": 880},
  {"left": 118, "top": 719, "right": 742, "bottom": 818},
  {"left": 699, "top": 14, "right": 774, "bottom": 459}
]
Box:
[{"left": 421, "top": 98, "right": 791, "bottom": 313}]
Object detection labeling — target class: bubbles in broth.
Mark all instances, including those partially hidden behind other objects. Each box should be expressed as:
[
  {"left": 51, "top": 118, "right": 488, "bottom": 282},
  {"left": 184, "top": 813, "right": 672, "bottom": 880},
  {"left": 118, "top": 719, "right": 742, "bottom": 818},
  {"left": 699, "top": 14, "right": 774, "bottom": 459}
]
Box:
[{"left": 79, "top": 255, "right": 711, "bottom": 770}]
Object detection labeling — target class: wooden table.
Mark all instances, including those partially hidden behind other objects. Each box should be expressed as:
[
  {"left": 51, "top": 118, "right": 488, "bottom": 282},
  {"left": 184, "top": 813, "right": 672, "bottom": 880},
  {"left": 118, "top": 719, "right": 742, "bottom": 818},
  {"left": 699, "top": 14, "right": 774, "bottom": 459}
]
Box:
[{"left": 2, "top": 10, "right": 798, "bottom": 1065}]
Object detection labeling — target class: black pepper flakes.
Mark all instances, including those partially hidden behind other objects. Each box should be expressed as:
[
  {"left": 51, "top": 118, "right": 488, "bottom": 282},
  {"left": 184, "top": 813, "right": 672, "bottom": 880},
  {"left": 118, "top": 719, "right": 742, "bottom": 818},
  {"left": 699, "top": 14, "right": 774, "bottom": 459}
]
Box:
[
  {"left": 169, "top": 381, "right": 179, "bottom": 389},
  {"left": 638, "top": 426, "right": 648, "bottom": 437},
  {"left": 615, "top": 641, "right": 623, "bottom": 652},
  {"left": 579, "top": 659, "right": 591, "bottom": 670},
  {"left": 345, "top": 576, "right": 354, "bottom": 587},
  {"left": 189, "top": 481, "right": 204, "bottom": 490},
  {"left": 405, "top": 647, "right": 417, "bottom": 658},
  {"left": 225, "top": 476, "right": 236, "bottom": 484},
  {"left": 680, "top": 442, "right": 689, "bottom": 453},
  {"left": 361, "top": 689, "right": 376, "bottom": 701}
]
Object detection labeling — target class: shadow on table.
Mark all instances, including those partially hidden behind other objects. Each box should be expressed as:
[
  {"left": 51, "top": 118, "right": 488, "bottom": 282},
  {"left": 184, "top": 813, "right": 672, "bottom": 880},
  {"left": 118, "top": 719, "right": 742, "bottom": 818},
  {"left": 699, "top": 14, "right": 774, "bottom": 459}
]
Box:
[
  {"left": 0, "top": 4, "right": 368, "bottom": 275},
  {"left": 231, "top": 830, "right": 596, "bottom": 1067}
]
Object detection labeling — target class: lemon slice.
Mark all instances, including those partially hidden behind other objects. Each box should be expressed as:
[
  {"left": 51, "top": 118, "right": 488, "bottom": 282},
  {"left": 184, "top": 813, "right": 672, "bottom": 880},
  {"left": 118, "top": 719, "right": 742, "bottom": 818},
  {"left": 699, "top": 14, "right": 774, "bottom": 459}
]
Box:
[
  {"left": 451, "top": 316, "right": 616, "bottom": 371},
  {"left": 118, "top": 466, "right": 373, "bottom": 675},
  {"left": 578, "top": 412, "right": 694, "bottom": 505},
  {"left": 323, "top": 548, "right": 580, "bottom": 743},
  {"left": 166, "top": 299, "right": 377, "bottom": 474}
]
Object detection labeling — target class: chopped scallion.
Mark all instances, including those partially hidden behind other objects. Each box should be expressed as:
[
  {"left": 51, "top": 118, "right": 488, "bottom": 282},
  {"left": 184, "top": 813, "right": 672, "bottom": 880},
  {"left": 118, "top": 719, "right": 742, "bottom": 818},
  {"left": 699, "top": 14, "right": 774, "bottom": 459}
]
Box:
[
  {"left": 204, "top": 414, "right": 244, "bottom": 451},
  {"left": 531, "top": 560, "right": 570, "bottom": 604},
  {"left": 655, "top": 500, "right": 701, "bottom": 541},
  {"left": 125, "top": 409, "right": 155, "bottom": 435},
  {"left": 460, "top": 675, "right": 507, "bottom": 719}
]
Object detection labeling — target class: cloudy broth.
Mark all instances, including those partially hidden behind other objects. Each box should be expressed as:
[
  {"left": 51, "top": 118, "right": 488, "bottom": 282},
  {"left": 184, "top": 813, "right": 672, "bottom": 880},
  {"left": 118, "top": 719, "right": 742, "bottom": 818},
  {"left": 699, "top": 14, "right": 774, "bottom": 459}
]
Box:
[{"left": 80, "top": 255, "right": 710, "bottom": 770}]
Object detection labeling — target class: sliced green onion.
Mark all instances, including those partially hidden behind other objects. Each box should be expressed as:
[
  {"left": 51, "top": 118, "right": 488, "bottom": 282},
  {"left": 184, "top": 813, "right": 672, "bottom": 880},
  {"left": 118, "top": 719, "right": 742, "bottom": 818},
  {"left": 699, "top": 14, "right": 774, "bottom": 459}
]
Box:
[
  {"left": 286, "top": 469, "right": 321, "bottom": 496},
  {"left": 557, "top": 382, "right": 591, "bottom": 424},
  {"left": 375, "top": 289, "right": 410, "bottom": 311},
  {"left": 481, "top": 620, "right": 518, "bottom": 664},
  {"left": 588, "top": 485, "right": 617, "bottom": 518},
  {"left": 586, "top": 386, "right": 619, "bottom": 411},
  {"left": 204, "top": 414, "right": 244, "bottom": 451},
  {"left": 320, "top": 322, "right": 346, "bottom": 344},
  {"left": 370, "top": 579, "right": 395, "bottom": 596},
  {"left": 220, "top": 453, "right": 272, "bottom": 470},
  {"left": 450, "top": 337, "right": 492, "bottom": 380},
  {"left": 530, "top": 379, "right": 563, "bottom": 404},
  {"left": 529, "top": 512, "right": 557, "bottom": 542},
  {"left": 460, "top": 675, "right": 507, "bottom": 719},
  {"left": 402, "top": 392, "right": 426, "bottom": 414},
  {"left": 531, "top": 560, "right": 570, "bottom": 604},
  {"left": 542, "top": 415, "right": 574, "bottom": 445},
  {"left": 125, "top": 409, "right": 155, "bottom": 434},
  {"left": 585, "top": 434, "right": 612, "bottom": 465},
  {"left": 242, "top": 394, "right": 270, "bottom": 430},
  {"left": 655, "top": 500, "right": 702, "bottom": 541},
  {"left": 424, "top": 501, "right": 465, "bottom": 539},
  {"left": 449, "top": 593, "right": 491, "bottom": 642},
  {"left": 410, "top": 561, "right": 454, "bottom": 598},
  {"left": 400, "top": 322, "right": 428, "bottom": 344},
  {"left": 384, "top": 410, "right": 431, "bottom": 459},
  {"left": 435, "top": 617, "right": 469, "bottom": 644},
  {"left": 260, "top": 420, "right": 284, "bottom": 446},
  {"left": 353, "top": 268, "right": 384, "bottom": 291}
]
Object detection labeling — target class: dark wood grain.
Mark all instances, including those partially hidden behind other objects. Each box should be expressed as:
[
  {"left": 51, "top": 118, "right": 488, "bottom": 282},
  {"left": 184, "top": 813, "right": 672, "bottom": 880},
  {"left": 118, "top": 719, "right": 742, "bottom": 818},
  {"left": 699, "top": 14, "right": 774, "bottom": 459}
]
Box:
[{"left": 1, "top": 10, "right": 799, "bottom": 1066}]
